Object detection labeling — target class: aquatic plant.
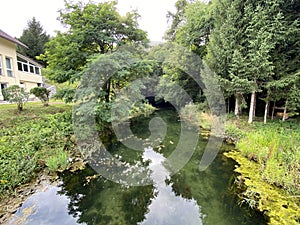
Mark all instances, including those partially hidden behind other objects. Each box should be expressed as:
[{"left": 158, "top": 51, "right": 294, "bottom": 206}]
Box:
[{"left": 226, "top": 151, "right": 300, "bottom": 225}]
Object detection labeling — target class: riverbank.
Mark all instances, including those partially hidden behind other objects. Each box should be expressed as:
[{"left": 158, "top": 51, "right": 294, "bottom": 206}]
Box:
[
  {"left": 3, "top": 108, "right": 267, "bottom": 225},
  {"left": 0, "top": 101, "right": 155, "bottom": 224},
  {"left": 0, "top": 102, "right": 77, "bottom": 223},
  {"left": 222, "top": 115, "right": 300, "bottom": 224},
  {"left": 179, "top": 103, "right": 300, "bottom": 224}
]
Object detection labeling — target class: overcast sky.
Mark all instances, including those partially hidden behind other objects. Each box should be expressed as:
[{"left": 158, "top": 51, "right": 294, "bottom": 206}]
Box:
[{"left": 0, "top": 0, "right": 177, "bottom": 41}]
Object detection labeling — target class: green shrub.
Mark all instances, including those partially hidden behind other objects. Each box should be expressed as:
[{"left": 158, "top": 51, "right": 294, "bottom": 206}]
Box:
[
  {"left": 2, "top": 85, "right": 29, "bottom": 111},
  {"left": 30, "top": 87, "right": 50, "bottom": 106},
  {"left": 0, "top": 111, "right": 74, "bottom": 198},
  {"left": 225, "top": 123, "right": 245, "bottom": 141},
  {"left": 46, "top": 149, "right": 69, "bottom": 172},
  {"left": 179, "top": 103, "right": 201, "bottom": 127}
]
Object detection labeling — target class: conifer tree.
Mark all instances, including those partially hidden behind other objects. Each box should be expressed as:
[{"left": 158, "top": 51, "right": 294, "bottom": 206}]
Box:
[{"left": 18, "top": 17, "right": 50, "bottom": 65}]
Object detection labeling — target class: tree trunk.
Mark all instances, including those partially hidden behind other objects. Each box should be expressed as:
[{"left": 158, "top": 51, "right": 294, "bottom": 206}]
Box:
[
  {"left": 234, "top": 95, "right": 240, "bottom": 117},
  {"left": 283, "top": 100, "right": 288, "bottom": 121},
  {"left": 253, "top": 92, "right": 257, "bottom": 118},
  {"left": 248, "top": 91, "right": 256, "bottom": 123},
  {"left": 227, "top": 98, "right": 230, "bottom": 113},
  {"left": 264, "top": 100, "right": 269, "bottom": 124},
  {"left": 271, "top": 101, "right": 276, "bottom": 120},
  {"left": 17, "top": 103, "right": 23, "bottom": 111}
]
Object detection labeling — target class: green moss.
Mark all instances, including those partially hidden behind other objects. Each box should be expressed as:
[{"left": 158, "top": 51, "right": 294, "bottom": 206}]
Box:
[{"left": 225, "top": 151, "right": 300, "bottom": 225}]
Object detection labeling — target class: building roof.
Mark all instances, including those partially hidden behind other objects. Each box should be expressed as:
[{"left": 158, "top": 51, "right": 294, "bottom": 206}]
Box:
[{"left": 0, "top": 29, "right": 28, "bottom": 48}]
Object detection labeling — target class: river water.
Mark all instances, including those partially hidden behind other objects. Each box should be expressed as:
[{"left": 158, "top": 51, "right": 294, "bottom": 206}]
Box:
[{"left": 10, "top": 109, "right": 267, "bottom": 225}]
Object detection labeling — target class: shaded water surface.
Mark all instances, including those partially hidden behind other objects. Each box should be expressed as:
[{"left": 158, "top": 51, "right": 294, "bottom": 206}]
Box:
[{"left": 10, "top": 109, "right": 267, "bottom": 225}]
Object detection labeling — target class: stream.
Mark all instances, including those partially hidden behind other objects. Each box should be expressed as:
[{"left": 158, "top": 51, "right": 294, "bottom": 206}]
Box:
[{"left": 9, "top": 109, "right": 267, "bottom": 225}]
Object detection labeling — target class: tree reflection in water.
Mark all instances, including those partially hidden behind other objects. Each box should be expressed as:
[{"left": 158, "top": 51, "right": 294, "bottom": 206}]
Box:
[
  {"left": 57, "top": 147, "right": 204, "bottom": 225},
  {"left": 58, "top": 167, "right": 154, "bottom": 225}
]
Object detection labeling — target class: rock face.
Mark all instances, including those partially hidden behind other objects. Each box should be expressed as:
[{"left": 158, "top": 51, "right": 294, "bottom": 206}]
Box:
[{"left": 44, "top": 84, "right": 57, "bottom": 99}]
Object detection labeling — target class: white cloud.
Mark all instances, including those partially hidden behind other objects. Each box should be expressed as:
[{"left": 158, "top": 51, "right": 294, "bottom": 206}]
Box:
[
  {"left": 0, "top": 0, "right": 177, "bottom": 41},
  {"left": 117, "top": 0, "right": 176, "bottom": 41}
]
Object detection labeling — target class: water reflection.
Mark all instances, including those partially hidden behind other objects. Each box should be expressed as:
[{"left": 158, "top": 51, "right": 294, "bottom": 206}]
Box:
[
  {"left": 139, "top": 147, "right": 203, "bottom": 225},
  {"left": 9, "top": 185, "right": 82, "bottom": 225}
]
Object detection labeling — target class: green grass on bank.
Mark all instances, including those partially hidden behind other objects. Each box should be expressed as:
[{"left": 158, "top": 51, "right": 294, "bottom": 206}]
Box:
[
  {"left": 223, "top": 115, "right": 300, "bottom": 224},
  {"left": 0, "top": 102, "right": 74, "bottom": 198},
  {"left": 236, "top": 121, "right": 300, "bottom": 195},
  {"left": 224, "top": 114, "right": 300, "bottom": 195}
]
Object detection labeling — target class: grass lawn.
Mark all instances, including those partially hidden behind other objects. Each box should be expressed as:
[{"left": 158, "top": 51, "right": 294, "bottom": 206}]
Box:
[{"left": 0, "top": 101, "right": 72, "bottom": 128}]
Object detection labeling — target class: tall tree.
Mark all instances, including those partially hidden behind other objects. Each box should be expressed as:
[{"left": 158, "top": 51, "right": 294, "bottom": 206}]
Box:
[
  {"left": 175, "top": 1, "right": 214, "bottom": 58},
  {"left": 17, "top": 17, "right": 50, "bottom": 65},
  {"left": 206, "top": 0, "right": 248, "bottom": 117},
  {"left": 165, "top": 0, "right": 194, "bottom": 41},
  {"left": 266, "top": 0, "right": 300, "bottom": 121},
  {"left": 41, "top": 0, "right": 148, "bottom": 85},
  {"left": 243, "top": 0, "right": 283, "bottom": 123},
  {"left": 206, "top": 0, "right": 297, "bottom": 123}
]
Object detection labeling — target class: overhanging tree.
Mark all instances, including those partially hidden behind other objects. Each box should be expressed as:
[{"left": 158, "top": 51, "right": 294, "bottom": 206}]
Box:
[{"left": 175, "top": 1, "right": 214, "bottom": 58}]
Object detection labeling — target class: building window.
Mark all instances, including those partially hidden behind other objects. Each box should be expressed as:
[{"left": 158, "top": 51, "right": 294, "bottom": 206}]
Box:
[
  {"left": 29, "top": 65, "right": 34, "bottom": 73},
  {"left": 17, "top": 57, "right": 41, "bottom": 75},
  {"left": 5, "top": 57, "right": 13, "bottom": 77},
  {"left": 35, "top": 67, "right": 40, "bottom": 75},
  {"left": 23, "top": 64, "right": 28, "bottom": 72},
  {"left": 0, "top": 55, "right": 2, "bottom": 75},
  {"left": 17, "top": 62, "right": 22, "bottom": 71}
]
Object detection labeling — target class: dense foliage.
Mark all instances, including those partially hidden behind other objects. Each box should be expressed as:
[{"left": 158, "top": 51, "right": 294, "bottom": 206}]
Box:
[
  {"left": 40, "top": 1, "right": 148, "bottom": 86},
  {"left": 166, "top": 0, "right": 300, "bottom": 123},
  {"left": 38, "top": 1, "right": 154, "bottom": 132}
]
